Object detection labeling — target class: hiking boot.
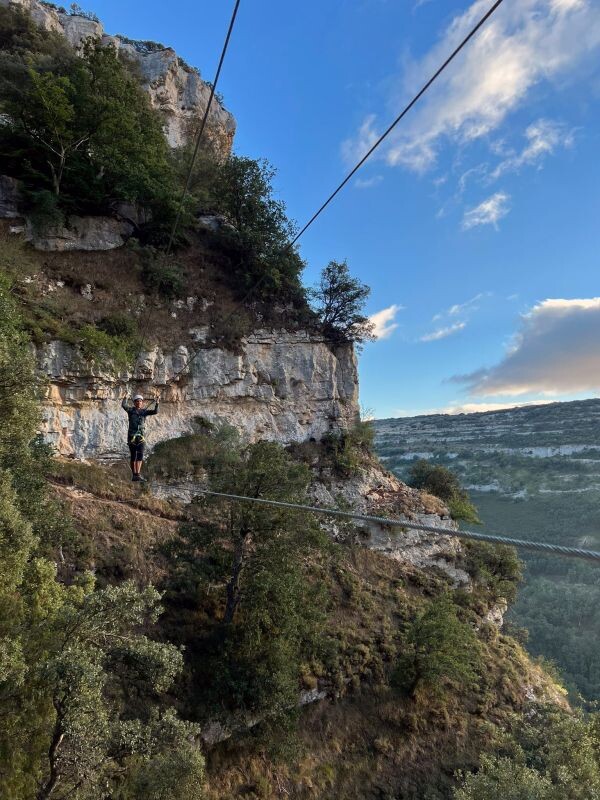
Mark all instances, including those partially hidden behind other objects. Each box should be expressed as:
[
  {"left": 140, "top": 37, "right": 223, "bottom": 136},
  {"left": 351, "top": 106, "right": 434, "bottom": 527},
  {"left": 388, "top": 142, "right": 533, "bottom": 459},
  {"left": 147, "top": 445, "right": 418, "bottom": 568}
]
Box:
[{"left": 132, "top": 475, "right": 141, "bottom": 482}]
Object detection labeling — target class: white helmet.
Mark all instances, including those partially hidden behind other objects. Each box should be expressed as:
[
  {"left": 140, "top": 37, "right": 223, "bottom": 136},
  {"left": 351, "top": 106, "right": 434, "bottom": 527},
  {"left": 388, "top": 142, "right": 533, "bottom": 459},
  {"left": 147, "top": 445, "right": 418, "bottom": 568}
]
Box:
[{"left": 133, "top": 394, "right": 144, "bottom": 401}]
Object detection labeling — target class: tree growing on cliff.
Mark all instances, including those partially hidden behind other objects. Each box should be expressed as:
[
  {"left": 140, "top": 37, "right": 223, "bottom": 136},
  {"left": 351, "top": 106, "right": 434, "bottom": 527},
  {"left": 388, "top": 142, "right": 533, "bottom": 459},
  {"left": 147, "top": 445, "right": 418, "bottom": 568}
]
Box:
[
  {"left": 310, "top": 260, "right": 375, "bottom": 344},
  {"left": 393, "top": 596, "right": 482, "bottom": 701},
  {"left": 164, "top": 438, "right": 328, "bottom": 721},
  {"left": 0, "top": 15, "right": 176, "bottom": 227},
  {"left": 204, "top": 155, "right": 307, "bottom": 307}
]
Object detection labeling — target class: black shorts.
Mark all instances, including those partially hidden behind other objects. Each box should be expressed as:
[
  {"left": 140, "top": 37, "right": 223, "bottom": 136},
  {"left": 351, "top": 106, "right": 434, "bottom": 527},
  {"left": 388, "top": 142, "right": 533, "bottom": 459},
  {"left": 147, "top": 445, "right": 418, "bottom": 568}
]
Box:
[{"left": 128, "top": 441, "right": 145, "bottom": 460}]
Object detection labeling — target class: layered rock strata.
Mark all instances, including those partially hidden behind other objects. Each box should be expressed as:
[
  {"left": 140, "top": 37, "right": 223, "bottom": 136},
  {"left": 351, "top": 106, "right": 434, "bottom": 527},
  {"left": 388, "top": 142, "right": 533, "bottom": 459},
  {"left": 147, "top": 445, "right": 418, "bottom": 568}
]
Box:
[{"left": 38, "top": 331, "right": 359, "bottom": 459}]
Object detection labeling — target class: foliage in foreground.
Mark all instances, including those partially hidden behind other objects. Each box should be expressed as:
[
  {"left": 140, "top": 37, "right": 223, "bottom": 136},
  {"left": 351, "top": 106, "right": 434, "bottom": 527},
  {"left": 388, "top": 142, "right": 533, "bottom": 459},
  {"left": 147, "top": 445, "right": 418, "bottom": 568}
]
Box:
[
  {"left": 454, "top": 706, "right": 600, "bottom": 800},
  {"left": 0, "top": 259, "right": 204, "bottom": 799}
]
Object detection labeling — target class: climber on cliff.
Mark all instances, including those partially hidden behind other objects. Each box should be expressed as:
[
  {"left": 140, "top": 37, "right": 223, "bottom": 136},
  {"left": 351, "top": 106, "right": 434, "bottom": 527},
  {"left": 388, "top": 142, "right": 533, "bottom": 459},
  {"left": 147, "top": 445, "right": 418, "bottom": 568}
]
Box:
[{"left": 122, "top": 393, "right": 159, "bottom": 482}]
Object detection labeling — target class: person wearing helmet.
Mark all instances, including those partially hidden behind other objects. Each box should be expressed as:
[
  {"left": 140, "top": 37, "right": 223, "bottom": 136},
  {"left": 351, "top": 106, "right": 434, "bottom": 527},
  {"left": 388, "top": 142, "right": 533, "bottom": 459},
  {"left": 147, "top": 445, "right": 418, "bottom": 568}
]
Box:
[{"left": 121, "top": 393, "right": 159, "bottom": 482}]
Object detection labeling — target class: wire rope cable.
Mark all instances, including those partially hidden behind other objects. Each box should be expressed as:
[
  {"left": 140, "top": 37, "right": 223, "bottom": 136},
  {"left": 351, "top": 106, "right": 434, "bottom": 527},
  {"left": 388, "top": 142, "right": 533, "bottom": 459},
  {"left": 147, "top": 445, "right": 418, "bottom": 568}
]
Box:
[
  {"left": 163, "top": 0, "right": 506, "bottom": 387},
  {"left": 290, "top": 0, "right": 506, "bottom": 246},
  {"left": 165, "top": 0, "right": 242, "bottom": 256},
  {"left": 196, "top": 489, "right": 600, "bottom": 563}
]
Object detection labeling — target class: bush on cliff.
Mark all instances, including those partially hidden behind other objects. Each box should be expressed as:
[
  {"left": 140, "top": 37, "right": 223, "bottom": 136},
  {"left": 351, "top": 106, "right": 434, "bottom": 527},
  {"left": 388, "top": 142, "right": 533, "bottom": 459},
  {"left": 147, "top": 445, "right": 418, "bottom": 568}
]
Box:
[
  {"left": 408, "top": 459, "right": 480, "bottom": 524},
  {"left": 201, "top": 155, "right": 308, "bottom": 307}
]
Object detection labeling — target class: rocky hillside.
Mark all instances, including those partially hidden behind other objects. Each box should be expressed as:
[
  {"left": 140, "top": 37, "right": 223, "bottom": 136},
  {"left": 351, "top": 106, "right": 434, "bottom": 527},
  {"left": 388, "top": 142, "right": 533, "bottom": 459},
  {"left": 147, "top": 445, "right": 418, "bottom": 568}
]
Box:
[{"left": 374, "top": 400, "right": 600, "bottom": 704}]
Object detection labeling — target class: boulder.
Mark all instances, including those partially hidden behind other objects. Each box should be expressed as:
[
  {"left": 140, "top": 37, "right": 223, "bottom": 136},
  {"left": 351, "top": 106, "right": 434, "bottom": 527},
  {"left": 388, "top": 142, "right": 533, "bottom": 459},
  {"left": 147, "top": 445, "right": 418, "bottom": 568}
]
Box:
[{"left": 26, "top": 215, "right": 134, "bottom": 251}]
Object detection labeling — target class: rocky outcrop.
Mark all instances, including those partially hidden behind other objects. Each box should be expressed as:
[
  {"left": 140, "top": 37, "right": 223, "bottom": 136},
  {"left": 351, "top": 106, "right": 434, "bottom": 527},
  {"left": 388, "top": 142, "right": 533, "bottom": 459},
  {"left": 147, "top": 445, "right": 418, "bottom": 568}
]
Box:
[
  {"left": 38, "top": 331, "right": 359, "bottom": 459},
  {"left": 1, "top": 0, "right": 236, "bottom": 154},
  {"left": 308, "top": 463, "right": 468, "bottom": 585},
  {"left": 26, "top": 215, "right": 134, "bottom": 251}
]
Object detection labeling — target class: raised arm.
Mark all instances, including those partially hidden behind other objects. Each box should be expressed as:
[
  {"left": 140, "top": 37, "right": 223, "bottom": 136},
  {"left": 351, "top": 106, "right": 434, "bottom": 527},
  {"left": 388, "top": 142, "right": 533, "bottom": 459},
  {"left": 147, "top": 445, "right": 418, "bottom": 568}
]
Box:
[{"left": 121, "top": 396, "right": 131, "bottom": 411}]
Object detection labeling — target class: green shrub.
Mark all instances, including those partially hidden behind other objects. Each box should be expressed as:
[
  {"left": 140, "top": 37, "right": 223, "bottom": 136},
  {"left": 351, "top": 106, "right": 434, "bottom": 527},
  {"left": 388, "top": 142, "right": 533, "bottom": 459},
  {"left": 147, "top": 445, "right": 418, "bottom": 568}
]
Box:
[
  {"left": 77, "top": 324, "right": 136, "bottom": 370},
  {"left": 141, "top": 252, "right": 184, "bottom": 299},
  {"left": 393, "top": 595, "right": 482, "bottom": 700},
  {"left": 462, "top": 541, "right": 522, "bottom": 603},
  {"left": 97, "top": 312, "right": 137, "bottom": 339},
  {"left": 320, "top": 419, "right": 375, "bottom": 477},
  {"left": 408, "top": 460, "right": 480, "bottom": 523}
]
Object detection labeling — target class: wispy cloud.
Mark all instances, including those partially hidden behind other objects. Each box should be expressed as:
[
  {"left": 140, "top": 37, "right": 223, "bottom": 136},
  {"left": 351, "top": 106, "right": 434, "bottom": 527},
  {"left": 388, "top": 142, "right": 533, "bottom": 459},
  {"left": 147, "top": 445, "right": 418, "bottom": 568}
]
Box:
[
  {"left": 453, "top": 297, "right": 600, "bottom": 397},
  {"left": 443, "top": 292, "right": 490, "bottom": 319},
  {"left": 355, "top": 174, "right": 384, "bottom": 189},
  {"left": 342, "top": 0, "right": 600, "bottom": 173},
  {"left": 462, "top": 191, "right": 510, "bottom": 230},
  {"left": 489, "top": 118, "right": 575, "bottom": 179},
  {"left": 420, "top": 321, "right": 466, "bottom": 342},
  {"left": 369, "top": 303, "right": 403, "bottom": 339}
]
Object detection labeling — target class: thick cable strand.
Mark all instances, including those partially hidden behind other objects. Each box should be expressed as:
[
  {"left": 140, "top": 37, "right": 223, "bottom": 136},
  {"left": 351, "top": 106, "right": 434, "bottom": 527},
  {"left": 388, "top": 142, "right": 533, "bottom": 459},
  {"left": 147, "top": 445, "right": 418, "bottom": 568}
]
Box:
[
  {"left": 196, "top": 490, "right": 600, "bottom": 563},
  {"left": 290, "top": 0, "right": 505, "bottom": 245}
]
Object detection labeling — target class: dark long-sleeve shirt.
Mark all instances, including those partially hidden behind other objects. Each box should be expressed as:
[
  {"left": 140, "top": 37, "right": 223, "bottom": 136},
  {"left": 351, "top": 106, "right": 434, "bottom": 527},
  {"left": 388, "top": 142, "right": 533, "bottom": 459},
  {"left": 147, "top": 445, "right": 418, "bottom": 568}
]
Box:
[{"left": 122, "top": 398, "right": 159, "bottom": 441}]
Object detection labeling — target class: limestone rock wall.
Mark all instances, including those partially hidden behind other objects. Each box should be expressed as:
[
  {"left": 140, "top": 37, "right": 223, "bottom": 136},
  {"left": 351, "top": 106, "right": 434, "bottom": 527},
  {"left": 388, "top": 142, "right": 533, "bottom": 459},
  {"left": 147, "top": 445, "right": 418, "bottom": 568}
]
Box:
[
  {"left": 38, "top": 331, "right": 359, "bottom": 459},
  {"left": 0, "top": 0, "right": 236, "bottom": 154}
]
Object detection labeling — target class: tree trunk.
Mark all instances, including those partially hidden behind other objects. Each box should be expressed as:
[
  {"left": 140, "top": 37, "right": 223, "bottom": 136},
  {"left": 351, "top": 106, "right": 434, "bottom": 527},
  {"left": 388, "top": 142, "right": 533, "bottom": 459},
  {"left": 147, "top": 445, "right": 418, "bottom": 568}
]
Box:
[
  {"left": 37, "top": 709, "right": 64, "bottom": 800},
  {"left": 223, "top": 528, "right": 251, "bottom": 625},
  {"left": 49, "top": 148, "right": 66, "bottom": 196}
]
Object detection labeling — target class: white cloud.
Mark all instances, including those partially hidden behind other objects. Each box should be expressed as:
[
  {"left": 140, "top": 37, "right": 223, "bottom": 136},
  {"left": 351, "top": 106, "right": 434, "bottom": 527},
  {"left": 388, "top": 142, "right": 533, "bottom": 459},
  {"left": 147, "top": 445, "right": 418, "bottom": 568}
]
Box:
[
  {"left": 432, "top": 292, "right": 489, "bottom": 321},
  {"left": 462, "top": 191, "right": 510, "bottom": 229},
  {"left": 420, "top": 321, "right": 466, "bottom": 342},
  {"left": 393, "top": 399, "right": 555, "bottom": 417},
  {"left": 355, "top": 174, "right": 384, "bottom": 189},
  {"left": 343, "top": 0, "right": 600, "bottom": 172},
  {"left": 369, "top": 303, "right": 403, "bottom": 339},
  {"left": 490, "top": 118, "right": 575, "bottom": 178},
  {"left": 440, "top": 400, "right": 554, "bottom": 414},
  {"left": 454, "top": 298, "right": 600, "bottom": 396}
]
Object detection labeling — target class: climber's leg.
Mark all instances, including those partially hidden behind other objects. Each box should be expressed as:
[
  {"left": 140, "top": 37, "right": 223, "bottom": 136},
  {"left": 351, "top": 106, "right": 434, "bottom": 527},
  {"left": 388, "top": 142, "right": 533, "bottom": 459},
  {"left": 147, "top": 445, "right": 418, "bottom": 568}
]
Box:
[
  {"left": 128, "top": 444, "right": 136, "bottom": 477},
  {"left": 129, "top": 443, "right": 144, "bottom": 481},
  {"left": 133, "top": 443, "right": 145, "bottom": 480}
]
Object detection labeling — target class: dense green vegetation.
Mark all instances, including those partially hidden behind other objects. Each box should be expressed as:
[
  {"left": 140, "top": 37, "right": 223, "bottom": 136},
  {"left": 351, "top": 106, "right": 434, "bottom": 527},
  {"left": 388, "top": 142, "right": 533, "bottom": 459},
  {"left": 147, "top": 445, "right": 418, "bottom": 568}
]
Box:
[
  {"left": 454, "top": 705, "right": 600, "bottom": 799},
  {"left": 0, "top": 8, "right": 178, "bottom": 235}
]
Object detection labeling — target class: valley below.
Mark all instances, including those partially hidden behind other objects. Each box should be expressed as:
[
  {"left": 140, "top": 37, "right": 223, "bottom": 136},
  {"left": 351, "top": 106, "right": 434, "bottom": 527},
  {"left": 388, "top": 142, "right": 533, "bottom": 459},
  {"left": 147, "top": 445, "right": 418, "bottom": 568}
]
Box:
[{"left": 374, "top": 399, "right": 600, "bottom": 704}]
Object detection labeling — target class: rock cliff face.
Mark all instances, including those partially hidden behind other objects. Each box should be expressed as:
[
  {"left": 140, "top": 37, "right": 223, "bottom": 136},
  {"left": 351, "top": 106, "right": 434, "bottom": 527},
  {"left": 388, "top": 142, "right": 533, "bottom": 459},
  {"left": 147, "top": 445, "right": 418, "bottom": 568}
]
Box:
[
  {"left": 0, "top": 0, "right": 236, "bottom": 154},
  {"left": 38, "top": 331, "right": 359, "bottom": 459}
]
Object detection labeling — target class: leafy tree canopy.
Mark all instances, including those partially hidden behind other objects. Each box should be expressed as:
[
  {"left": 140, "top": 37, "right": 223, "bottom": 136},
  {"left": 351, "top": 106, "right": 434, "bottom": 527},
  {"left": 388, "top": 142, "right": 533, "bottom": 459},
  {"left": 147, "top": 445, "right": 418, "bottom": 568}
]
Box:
[{"left": 310, "top": 260, "right": 375, "bottom": 344}]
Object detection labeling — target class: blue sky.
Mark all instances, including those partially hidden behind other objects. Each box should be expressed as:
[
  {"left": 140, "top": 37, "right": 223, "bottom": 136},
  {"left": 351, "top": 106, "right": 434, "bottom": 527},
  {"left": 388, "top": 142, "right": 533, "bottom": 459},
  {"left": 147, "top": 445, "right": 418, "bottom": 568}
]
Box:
[{"left": 91, "top": 0, "right": 600, "bottom": 418}]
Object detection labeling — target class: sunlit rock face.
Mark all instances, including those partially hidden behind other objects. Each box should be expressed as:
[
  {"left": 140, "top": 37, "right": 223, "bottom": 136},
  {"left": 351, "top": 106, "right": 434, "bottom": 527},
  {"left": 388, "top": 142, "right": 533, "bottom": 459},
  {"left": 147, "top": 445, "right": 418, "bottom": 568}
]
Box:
[
  {"left": 37, "top": 331, "right": 359, "bottom": 459},
  {"left": 0, "top": 0, "right": 236, "bottom": 155}
]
